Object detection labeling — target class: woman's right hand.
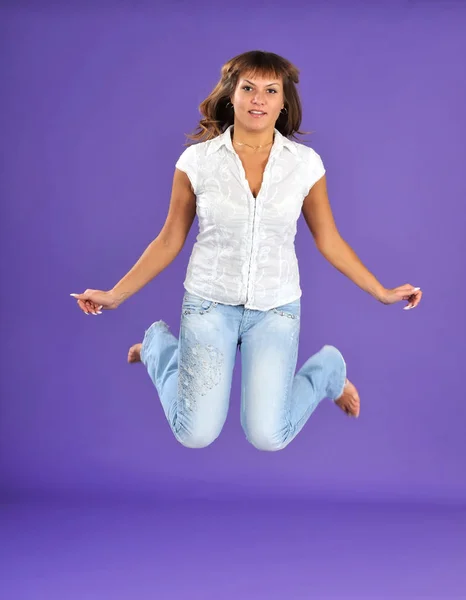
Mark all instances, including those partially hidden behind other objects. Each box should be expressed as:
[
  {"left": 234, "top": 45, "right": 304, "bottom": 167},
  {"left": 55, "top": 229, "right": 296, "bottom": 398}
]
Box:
[{"left": 70, "top": 289, "right": 120, "bottom": 315}]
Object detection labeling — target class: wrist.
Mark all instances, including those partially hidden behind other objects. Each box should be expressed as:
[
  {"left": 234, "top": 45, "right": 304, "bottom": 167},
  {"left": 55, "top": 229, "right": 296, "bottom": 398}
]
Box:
[
  {"left": 372, "top": 284, "right": 388, "bottom": 303},
  {"left": 110, "top": 288, "right": 128, "bottom": 307}
]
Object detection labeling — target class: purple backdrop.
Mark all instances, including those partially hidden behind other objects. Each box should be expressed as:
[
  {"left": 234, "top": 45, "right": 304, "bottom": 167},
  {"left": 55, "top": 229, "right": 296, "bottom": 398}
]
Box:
[{"left": 1, "top": 1, "right": 465, "bottom": 507}]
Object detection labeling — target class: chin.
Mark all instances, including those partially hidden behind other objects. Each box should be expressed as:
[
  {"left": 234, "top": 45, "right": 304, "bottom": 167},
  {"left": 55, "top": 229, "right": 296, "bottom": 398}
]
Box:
[{"left": 242, "top": 117, "right": 270, "bottom": 129}]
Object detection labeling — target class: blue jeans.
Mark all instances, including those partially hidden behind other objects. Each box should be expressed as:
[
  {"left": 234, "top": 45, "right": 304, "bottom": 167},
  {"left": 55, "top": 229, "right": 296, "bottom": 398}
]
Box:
[{"left": 140, "top": 290, "right": 347, "bottom": 451}]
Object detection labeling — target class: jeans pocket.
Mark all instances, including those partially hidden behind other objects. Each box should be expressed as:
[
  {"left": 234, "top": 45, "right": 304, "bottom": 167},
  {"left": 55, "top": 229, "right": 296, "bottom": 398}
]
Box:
[
  {"left": 272, "top": 299, "right": 300, "bottom": 320},
  {"left": 182, "top": 291, "right": 218, "bottom": 316}
]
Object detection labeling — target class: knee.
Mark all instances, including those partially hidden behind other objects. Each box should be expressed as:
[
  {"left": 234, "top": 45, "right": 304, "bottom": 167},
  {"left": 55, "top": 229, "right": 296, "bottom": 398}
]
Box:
[
  {"left": 176, "top": 428, "right": 220, "bottom": 449},
  {"left": 245, "top": 426, "right": 286, "bottom": 452}
]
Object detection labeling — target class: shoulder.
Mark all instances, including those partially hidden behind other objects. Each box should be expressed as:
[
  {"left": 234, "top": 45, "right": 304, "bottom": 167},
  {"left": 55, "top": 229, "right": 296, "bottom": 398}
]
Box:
[
  {"left": 291, "top": 140, "right": 326, "bottom": 186},
  {"left": 176, "top": 138, "right": 217, "bottom": 166},
  {"left": 292, "top": 140, "right": 324, "bottom": 165}
]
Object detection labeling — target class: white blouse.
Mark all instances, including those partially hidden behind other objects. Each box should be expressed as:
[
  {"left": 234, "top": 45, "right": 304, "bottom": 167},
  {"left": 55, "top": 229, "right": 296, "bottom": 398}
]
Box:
[{"left": 175, "top": 124, "right": 326, "bottom": 311}]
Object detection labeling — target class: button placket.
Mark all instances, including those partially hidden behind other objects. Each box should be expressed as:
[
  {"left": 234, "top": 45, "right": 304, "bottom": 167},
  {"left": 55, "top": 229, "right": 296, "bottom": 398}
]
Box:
[
  {"left": 247, "top": 187, "right": 266, "bottom": 305},
  {"left": 232, "top": 142, "right": 278, "bottom": 306},
  {"left": 232, "top": 153, "right": 254, "bottom": 302}
]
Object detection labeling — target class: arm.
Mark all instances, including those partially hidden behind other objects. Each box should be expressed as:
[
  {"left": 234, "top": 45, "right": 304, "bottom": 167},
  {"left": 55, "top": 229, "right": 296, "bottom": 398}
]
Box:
[
  {"left": 111, "top": 168, "right": 196, "bottom": 306},
  {"left": 301, "top": 175, "right": 386, "bottom": 301}
]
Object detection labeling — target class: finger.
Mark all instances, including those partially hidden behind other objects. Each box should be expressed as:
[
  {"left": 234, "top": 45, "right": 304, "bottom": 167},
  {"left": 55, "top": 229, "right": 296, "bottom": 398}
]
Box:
[
  {"left": 400, "top": 285, "right": 420, "bottom": 295},
  {"left": 91, "top": 303, "right": 103, "bottom": 315},
  {"left": 86, "top": 300, "right": 98, "bottom": 315},
  {"left": 402, "top": 288, "right": 421, "bottom": 302},
  {"left": 405, "top": 290, "right": 423, "bottom": 309},
  {"left": 84, "top": 299, "right": 95, "bottom": 315},
  {"left": 87, "top": 300, "right": 103, "bottom": 315},
  {"left": 412, "top": 290, "right": 423, "bottom": 307},
  {"left": 404, "top": 299, "right": 418, "bottom": 310},
  {"left": 77, "top": 299, "right": 89, "bottom": 314},
  {"left": 71, "top": 292, "right": 103, "bottom": 314},
  {"left": 403, "top": 298, "right": 415, "bottom": 310},
  {"left": 397, "top": 284, "right": 413, "bottom": 294}
]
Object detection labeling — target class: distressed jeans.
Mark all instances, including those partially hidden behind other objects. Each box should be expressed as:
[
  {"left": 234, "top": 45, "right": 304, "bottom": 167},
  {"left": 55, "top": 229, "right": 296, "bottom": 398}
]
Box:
[{"left": 140, "top": 290, "right": 347, "bottom": 451}]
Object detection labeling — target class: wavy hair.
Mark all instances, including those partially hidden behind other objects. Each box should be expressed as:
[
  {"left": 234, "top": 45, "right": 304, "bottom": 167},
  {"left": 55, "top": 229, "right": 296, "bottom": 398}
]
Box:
[{"left": 183, "top": 50, "right": 313, "bottom": 146}]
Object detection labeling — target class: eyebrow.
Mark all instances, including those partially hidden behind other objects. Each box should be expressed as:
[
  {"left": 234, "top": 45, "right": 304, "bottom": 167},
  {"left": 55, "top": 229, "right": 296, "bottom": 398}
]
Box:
[{"left": 243, "top": 79, "right": 280, "bottom": 87}]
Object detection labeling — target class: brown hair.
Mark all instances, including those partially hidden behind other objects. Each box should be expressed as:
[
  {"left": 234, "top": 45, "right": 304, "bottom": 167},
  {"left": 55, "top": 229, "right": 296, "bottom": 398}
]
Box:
[{"left": 183, "top": 50, "right": 313, "bottom": 146}]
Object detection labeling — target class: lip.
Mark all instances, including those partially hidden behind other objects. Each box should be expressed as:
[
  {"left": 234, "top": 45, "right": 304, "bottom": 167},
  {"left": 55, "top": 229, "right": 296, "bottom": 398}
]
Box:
[{"left": 249, "top": 110, "right": 267, "bottom": 117}]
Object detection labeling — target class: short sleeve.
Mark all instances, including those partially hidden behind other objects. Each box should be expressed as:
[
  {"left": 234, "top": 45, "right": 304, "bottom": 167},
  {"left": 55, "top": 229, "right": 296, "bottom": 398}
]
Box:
[
  {"left": 175, "top": 144, "right": 198, "bottom": 194},
  {"left": 306, "top": 148, "right": 326, "bottom": 192}
]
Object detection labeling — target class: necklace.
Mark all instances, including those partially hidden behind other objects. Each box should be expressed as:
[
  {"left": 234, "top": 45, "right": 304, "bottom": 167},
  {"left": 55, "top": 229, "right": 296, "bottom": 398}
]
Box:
[{"left": 233, "top": 138, "right": 274, "bottom": 152}]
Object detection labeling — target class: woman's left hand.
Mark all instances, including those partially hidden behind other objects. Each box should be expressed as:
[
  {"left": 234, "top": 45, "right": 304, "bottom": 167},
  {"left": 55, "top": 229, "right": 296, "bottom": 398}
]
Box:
[{"left": 378, "top": 284, "right": 423, "bottom": 310}]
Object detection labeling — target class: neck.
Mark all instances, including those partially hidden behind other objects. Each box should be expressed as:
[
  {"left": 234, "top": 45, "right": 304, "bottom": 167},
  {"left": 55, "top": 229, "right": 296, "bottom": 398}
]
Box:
[{"left": 231, "top": 123, "right": 275, "bottom": 150}]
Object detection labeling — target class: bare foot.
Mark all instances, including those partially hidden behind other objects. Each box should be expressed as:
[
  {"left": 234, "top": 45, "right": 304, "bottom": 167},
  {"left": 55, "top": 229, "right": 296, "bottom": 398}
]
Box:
[
  {"left": 335, "top": 378, "right": 360, "bottom": 418},
  {"left": 128, "top": 343, "right": 143, "bottom": 364}
]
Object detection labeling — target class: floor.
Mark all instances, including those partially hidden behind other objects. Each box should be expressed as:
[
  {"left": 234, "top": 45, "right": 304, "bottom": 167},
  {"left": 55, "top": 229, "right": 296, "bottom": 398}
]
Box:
[{"left": 2, "top": 496, "right": 465, "bottom": 599}]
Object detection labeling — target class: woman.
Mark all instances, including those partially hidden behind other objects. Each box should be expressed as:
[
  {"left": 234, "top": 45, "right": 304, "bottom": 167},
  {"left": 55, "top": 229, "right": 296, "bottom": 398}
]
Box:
[{"left": 71, "top": 50, "right": 422, "bottom": 451}]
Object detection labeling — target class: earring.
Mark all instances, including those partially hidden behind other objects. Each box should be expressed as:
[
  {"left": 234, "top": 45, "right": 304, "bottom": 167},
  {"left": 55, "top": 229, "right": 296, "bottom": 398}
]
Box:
[
  {"left": 280, "top": 106, "right": 288, "bottom": 115},
  {"left": 226, "top": 101, "right": 233, "bottom": 109}
]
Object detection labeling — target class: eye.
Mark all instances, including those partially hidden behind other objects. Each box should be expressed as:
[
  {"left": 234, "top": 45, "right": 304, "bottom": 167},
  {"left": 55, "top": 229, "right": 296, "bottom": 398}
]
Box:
[{"left": 242, "top": 86, "right": 277, "bottom": 94}]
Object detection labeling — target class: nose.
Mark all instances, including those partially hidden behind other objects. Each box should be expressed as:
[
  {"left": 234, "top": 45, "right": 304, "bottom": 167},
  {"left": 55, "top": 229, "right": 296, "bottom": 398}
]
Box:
[{"left": 252, "top": 92, "right": 266, "bottom": 105}]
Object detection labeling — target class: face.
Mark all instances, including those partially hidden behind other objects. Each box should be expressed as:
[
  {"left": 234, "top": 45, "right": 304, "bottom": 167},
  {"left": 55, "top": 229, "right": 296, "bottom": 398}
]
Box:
[{"left": 230, "top": 71, "right": 285, "bottom": 131}]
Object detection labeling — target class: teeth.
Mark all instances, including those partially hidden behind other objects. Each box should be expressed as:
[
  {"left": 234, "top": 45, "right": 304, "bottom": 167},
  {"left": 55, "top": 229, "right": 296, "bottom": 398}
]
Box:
[{"left": 250, "top": 111, "right": 265, "bottom": 114}]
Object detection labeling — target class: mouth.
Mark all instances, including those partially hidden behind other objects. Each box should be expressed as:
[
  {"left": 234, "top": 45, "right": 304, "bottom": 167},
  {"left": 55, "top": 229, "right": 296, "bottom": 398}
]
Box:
[{"left": 248, "top": 110, "right": 267, "bottom": 118}]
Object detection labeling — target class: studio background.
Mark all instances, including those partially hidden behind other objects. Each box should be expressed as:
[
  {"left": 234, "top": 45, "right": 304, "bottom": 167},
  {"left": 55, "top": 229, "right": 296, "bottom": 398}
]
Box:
[{"left": 1, "top": 0, "right": 465, "bottom": 505}]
